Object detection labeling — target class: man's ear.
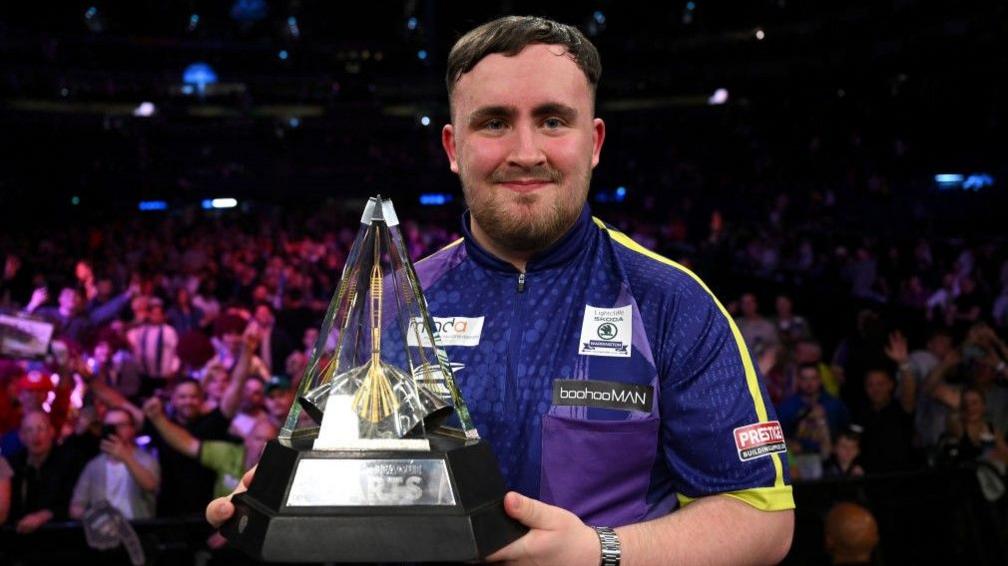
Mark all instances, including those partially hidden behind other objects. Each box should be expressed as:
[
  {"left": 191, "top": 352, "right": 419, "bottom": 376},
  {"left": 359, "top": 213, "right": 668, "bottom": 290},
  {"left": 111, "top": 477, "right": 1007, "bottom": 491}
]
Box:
[
  {"left": 442, "top": 124, "right": 459, "bottom": 174},
  {"left": 591, "top": 117, "right": 605, "bottom": 169}
]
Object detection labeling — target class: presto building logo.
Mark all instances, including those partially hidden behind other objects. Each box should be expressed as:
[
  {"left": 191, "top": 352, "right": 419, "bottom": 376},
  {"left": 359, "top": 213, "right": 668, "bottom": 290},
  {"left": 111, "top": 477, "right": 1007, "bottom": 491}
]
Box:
[
  {"left": 552, "top": 379, "right": 653, "bottom": 412},
  {"left": 407, "top": 316, "right": 484, "bottom": 347},
  {"left": 733, "top": 421, "right": 787, "bottom": 462}
]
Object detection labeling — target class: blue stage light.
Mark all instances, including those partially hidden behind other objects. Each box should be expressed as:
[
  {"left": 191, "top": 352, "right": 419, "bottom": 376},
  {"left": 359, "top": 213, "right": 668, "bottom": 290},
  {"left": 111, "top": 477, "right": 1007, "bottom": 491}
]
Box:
[
  {"left": 183, "top": 62, "right": 218, "bottom": 94},
  {"left": 419, "top": 193, "right": 453, "bottom": 206},
  {"left": 138, "top": 201, "right": 168, "bottom": 211},
  {"left": 417, "top": 49, "right": 428, "bottom": 61}
]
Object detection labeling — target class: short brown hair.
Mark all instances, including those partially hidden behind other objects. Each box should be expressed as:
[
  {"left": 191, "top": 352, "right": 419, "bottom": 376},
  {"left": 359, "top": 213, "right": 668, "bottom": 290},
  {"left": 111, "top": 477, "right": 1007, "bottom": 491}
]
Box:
[{"left": 445, "top": 16, "right": 601, "bottom": 102}]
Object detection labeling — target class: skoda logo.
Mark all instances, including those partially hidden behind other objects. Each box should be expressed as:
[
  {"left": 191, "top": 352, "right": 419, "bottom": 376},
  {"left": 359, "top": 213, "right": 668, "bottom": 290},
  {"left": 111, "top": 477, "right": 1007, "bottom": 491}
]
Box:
[{"left": 597, "top": 323, "right": 618, "bottom": 340}]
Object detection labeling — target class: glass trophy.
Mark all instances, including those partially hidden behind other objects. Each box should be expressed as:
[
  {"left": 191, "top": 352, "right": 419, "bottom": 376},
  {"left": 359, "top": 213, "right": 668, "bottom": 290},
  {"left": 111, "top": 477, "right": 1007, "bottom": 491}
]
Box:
[{"left": 221, "top": 196, "right": 525, "bottom": 562}]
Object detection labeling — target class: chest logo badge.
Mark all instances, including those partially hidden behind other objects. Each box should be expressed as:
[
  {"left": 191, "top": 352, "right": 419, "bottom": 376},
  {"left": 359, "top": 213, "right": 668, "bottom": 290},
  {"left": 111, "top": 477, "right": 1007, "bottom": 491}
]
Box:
[
  {"left": 408, "top": 316, "right": 484, "bottom": 347},
  {"left": 578, "top": 305, "right": 632, "bottom": 358}
]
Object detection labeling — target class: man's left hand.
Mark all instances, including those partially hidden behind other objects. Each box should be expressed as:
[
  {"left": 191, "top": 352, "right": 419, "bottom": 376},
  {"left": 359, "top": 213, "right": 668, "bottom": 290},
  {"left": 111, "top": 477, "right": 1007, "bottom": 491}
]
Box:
[{"left": 485, "top": 491, "right": 600, "bottom": 565}]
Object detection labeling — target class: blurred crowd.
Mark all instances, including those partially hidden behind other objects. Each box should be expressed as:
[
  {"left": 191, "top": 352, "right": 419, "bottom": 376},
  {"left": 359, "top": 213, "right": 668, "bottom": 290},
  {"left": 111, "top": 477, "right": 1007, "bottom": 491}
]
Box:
[{"left": 0, "top": 197, "right": 1006, "bottom": 544}]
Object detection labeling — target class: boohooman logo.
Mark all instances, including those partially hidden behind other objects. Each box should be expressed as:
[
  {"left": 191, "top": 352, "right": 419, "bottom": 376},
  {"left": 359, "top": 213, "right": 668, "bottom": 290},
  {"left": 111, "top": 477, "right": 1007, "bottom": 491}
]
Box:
[{"left": 552, "top": 379, "right": 652, "bottom": 412}]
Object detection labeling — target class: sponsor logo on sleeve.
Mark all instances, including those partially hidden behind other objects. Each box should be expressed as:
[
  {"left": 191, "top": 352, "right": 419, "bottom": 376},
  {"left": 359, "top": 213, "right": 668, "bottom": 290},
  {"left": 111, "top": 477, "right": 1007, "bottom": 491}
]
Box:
[
  {"left": 578, "top": 305, "right": 632, "bottom": 358},
  {"left": 407, "top": 316, "right": 484, "bottom": 348},
  {"left": 552, "top": 379, "right": 652, "bottom": 412},
  {"left": 733, "top": 421, "right": 787, "bottom": 462}
]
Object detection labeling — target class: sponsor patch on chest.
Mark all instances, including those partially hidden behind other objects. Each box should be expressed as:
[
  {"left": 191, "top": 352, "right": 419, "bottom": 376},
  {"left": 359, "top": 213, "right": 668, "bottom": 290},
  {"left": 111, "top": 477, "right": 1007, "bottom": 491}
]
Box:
[
  {"left": 733, "top": 421, "right": 787, "bottom": 462},
  {"left": 407, "top": 316, "right": 484, "bottom": 347},
  {"left": 578, "top": 305, "right": 633, "bottom": 358},
  {"left": 552, "top": 379, "right": 653, "bottom": 412}
]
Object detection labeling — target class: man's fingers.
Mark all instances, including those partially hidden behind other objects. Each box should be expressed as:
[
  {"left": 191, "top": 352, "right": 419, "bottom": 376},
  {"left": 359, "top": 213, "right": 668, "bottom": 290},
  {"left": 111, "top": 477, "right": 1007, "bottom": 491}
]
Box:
[
  {"left": 240, "top": 465, "right": 256, "bottom": 490},
  {"left": 206, "top": 496, "right": 235, "bottom": 529},
  {"left": 502, "top": 491, "right": 566, "bottom": 530}
]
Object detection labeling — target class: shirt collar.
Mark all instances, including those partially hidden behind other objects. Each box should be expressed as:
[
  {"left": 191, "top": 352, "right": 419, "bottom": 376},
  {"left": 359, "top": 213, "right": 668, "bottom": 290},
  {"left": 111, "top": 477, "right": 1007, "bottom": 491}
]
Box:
[{"left": 460, "top": 204, "right": 596, "bottom": 273}]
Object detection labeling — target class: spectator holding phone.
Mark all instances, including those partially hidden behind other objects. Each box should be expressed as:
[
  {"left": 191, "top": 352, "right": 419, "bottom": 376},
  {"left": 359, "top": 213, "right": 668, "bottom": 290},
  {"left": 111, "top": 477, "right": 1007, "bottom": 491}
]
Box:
[{"left": 69, "top": 407, "right": 159, "bottom": 520}]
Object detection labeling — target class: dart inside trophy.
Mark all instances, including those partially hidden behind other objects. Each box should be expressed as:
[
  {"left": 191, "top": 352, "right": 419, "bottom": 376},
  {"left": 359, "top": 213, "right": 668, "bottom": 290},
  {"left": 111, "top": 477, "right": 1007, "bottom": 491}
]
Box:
[{"left": 221, "top": 196, "right": 525, "bottom": 562}]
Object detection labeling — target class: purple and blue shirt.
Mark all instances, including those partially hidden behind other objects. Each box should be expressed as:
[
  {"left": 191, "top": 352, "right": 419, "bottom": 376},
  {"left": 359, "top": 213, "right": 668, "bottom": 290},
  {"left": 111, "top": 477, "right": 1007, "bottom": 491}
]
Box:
[{"left": 412, "top": 206, "right": 793, "bottom": 526}]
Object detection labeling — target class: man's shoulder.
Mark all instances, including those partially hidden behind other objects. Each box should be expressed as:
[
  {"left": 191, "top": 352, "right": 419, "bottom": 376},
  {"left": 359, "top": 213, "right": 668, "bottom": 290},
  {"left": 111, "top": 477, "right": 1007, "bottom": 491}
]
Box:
[
  {"left": 591, "top": 217, "right": 718, "bottom": 305},
  {"left": 414, "top": 238, "right": 467, "bottom": 288}
]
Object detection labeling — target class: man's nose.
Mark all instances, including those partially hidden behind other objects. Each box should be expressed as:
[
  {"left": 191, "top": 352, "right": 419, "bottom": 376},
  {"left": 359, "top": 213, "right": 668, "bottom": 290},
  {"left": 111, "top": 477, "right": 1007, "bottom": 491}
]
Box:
[{"left": 507, "top": 123, "right": 547, "bottom": 168}]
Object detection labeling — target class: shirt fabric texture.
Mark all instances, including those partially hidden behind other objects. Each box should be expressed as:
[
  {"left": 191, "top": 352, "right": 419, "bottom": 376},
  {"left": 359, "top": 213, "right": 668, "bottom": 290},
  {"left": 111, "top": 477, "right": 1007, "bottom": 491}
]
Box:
[{"left": 393, "top": 206, "right": 793, "bottom": 527}]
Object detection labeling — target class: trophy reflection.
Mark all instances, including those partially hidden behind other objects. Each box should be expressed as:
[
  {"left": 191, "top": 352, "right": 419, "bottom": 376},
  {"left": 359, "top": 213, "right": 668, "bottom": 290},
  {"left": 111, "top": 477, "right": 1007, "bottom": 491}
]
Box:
[{"left": 221, "top": 196, "right": 523, "bottom": 562}]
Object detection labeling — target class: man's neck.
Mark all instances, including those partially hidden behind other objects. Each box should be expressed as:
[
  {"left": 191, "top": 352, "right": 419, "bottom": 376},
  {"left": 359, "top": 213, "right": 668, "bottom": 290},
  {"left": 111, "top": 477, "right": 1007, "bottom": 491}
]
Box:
[{"left": 469, "top": 220, "right": 532, "bottom": 272}]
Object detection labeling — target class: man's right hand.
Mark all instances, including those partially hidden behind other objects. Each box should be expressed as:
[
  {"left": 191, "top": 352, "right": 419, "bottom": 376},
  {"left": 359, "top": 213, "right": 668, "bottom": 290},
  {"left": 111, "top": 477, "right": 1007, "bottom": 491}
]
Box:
[
  {"left": 142, "top": 397, "right": 165, "bottom": 422},
  {"left": 206, "top": 466, "right": 256, "bottom": 528}
]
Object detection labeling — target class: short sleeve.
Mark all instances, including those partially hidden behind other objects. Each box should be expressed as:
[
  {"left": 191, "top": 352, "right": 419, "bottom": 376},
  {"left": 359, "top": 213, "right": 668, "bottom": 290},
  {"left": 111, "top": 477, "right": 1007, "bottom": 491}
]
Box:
[{"left": 657, "top": 277, "right": 793, "bottom": 511}]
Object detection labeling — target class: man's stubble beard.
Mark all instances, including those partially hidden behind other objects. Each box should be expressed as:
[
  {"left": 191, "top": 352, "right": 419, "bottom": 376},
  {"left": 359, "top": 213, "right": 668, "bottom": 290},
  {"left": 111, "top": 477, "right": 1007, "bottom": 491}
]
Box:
[{"left": 461, "top": 165, "right": 591, "bottom": 254}]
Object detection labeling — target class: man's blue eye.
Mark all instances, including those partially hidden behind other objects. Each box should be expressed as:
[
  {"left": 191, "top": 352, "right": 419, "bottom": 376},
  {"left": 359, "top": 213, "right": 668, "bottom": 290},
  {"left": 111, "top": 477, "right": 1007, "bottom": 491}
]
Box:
[
  {"left": 544, "top": 118, "right": 563, "bottom": 128},
  {"left": 485, "top": 119, "right": 505, "bottom": 130}
]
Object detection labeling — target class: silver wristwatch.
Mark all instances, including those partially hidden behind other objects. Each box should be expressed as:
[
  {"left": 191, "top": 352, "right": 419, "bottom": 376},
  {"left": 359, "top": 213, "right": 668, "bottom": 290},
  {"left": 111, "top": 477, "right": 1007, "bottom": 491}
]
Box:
[{"left": 593, "top": 526, "right": 621, "bottom": 566}]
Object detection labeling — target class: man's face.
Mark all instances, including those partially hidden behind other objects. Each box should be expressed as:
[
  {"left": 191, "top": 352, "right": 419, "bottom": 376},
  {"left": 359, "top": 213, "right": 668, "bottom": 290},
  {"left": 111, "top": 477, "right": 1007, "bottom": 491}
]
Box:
[
  {"left": 254, "top": 305, "right": 273, "bottom": 327},
  {"left": 19, "top": 411, "right": 54, "bottom": 458},
  {"left": 864, "top": 371, "right": 894, "bottom": 406},
  {"left": 740, "top": 294, "right": 758, "bottom": 317},
  {"left": 204, "top": 368, "right": 229, "bottom": 400},
  {"left": 59, "top": 288, "right": 83, "bottom": 314},
  {"left": 242, "top": 379, "right": 265, "bottom": 413},
  {"left": 303, "top": 328, "right": 318, "bottom": 351},
  {"left": 442, "top": 44, "right": 605, "bottom": 253},
  {"left": 171, "top": 382, "right": 203, "bottom": 422},
  {"left": 245, "top": 421, "right": 277, "bottom": 464},
  {"left": 103, "top": 409, "right": 136, "bottom": 444},
  {"left": 797, "top": 368, "right": 822, "bottom": 397},
  {"left": 266, "top": 388, "right": 294, "bottom": 421}
]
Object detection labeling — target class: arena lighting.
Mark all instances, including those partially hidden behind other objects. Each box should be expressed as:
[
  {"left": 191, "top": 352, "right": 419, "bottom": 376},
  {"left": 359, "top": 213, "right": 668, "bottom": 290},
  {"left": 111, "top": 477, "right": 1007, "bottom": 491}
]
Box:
[
  {"left": 934, "top": 173, "right": 964, "bottom": 185},
  {"left": 287, "top": 16, "right": 300, "bottom": 38},
  {"left": 962, "top": 174, "right": 994, "bottom": 191},
  {"left": 406, "top": 17, "right": 418, "bottom": 31},
  {"left": 593, "top": 11, "right": 606, "bottom": 25},
  {"left": 202, "top": 198, "right": 238, "bottom": 209},
  {"left": 755, "top": 28, "right": 766, "bottom": 40},
  {"left": 935, "top": 173, "right": 994, "bottom": 191},
  {"left": 188, "top": 13, "right": 200, "bottom": 31},
  {"left": 71, "top": 196, "right": 80, "bottom": 206},
  {"left": 417, "top": 49, "right": 428, "bottom": 61},
  {"left": 288, "top": 117, "right": 300, "bottom": 128},
  {"left": 707, "top": 88, "right": 729, "bottom": 105},
  {"left": 183, "top": 62, "right": 218, "bottom": 94},
  {"left": 593, "top": 186, "right": 628, "bottom": 204},
  {"left": 420, "top": 115, "right": 431, "bottom": 126},
  {"left": 278, "top": 49, "right": 289, "bottom": 61},
  {"left": 133, "top": 101, "right": 156, "bottom": 117},
  {"left": 419, "top": 193, "right": 453, "bottom": 206},
  {"left": 138, "top": 200, "right": 168, "bottom": 211}
]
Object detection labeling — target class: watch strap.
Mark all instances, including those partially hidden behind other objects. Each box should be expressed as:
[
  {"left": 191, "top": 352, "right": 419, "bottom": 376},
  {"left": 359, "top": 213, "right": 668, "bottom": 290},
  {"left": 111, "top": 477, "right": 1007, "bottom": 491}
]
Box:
[{"left": 593, "top": 525, "right": 621, "bottom": 566}]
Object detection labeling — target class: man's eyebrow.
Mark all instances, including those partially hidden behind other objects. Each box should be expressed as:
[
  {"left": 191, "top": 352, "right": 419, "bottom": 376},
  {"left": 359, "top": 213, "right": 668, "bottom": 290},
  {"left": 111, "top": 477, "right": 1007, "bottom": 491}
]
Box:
[
  {"left": 468, "top": 106, "right": 515, "bottom": 125},
  {"left": 532, "top": 103, "right": 578, "bottom": 121}
]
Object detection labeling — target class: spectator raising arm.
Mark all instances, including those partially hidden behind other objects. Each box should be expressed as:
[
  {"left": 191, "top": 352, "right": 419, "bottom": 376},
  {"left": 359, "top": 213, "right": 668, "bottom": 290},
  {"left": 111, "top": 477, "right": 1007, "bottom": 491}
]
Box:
[
  {"left": 142, "top": 397, "right": 200, "bottom": 458},
  {"left": 218, "top": 325, "right": 259, "bottom": 420}
]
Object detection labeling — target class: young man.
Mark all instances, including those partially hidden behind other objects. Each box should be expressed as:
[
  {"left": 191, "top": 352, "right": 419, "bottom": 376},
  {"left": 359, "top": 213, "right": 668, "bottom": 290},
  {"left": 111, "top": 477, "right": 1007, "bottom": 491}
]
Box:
[{"left": 209, "top": 16, "right": 794, "bottom": 565}]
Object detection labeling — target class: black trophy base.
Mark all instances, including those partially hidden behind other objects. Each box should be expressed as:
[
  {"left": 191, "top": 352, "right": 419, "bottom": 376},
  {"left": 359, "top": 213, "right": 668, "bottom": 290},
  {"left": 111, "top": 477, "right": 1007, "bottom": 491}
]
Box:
[{"left": 220, "top": 430, "right": 526, "bottom": 563}]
